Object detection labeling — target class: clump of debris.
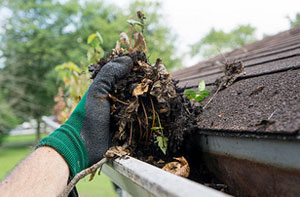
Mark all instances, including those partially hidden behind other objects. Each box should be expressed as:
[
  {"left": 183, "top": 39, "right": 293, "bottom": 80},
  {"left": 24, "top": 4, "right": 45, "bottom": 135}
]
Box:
[{"left": 89, "top": 11, "right": 200, "bottom": 177}]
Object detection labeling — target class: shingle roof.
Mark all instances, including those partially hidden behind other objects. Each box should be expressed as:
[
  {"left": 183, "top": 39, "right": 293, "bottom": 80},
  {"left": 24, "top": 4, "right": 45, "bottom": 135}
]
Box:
[{"left": 172, "top": 26, "right": 300, "bottom": 134}]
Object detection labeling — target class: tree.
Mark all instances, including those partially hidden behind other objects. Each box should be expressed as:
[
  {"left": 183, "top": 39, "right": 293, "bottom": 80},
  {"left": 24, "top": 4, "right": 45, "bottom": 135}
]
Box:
[
  {"left": 0, "top": 0, "right": 180, "bottom": 140},
  {"left": 190, "top": 24, "right": 256, "bottom": 59},
  {"left": 287, "top": 13, "right": 300, "bottom": 28}
]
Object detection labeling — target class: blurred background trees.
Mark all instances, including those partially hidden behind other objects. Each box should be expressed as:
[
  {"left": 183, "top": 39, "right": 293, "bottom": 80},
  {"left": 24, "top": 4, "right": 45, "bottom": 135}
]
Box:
[
  {"left": 0, "top": 0, "right": 180, "bottom": 141},
  {"left": 190, "top": 24, "right": 257, "bottom": 59},
  {"left": 287, "top": 13, "right": 300, "bottom": 28}
]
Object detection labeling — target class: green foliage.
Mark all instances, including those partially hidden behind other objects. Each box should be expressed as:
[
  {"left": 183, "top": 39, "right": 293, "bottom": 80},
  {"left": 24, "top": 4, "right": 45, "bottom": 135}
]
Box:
[
  {"left": 0, "top": 0, "right": 180, "bottom": 130},
  {"left": 87, "top": 32, "right": 104, "bottom": 64},
  {"left": 184, "top": 80, "right": 211, "bottom": 102},
  {"left": 0, "top": 94, "right": 20, "bottom": 144},
  {"left": 155, "top": 136, "right": 168, "bottom": 155},
  {"left": 191, "top": 24, "right": 256, "bottom": 58},
  {"left": 287, "top": 13, "right": 300, "bottom": 28}
]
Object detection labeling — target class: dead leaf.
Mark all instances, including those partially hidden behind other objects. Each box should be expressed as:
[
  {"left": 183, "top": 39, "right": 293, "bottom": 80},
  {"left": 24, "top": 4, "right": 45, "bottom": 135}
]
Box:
[
  {"left": 156, "top": 63, "right": 169, "bottom": 78},
  {"left": 126, "top": 98, "right": 139, "bottom": 113},
  {"left": 105, "top": 146, "right": 130, "bottom": 159},
  {"left": 162, "top": 156, "right": 190, "bottom": 178},
  {"left": 150, "top": 80, "right": 177, "bottom": 103},
  {"left": 132, "top": 78, "right": 152, "bottom": 96},
  {"left": 137, "top": 60, "right": 151, "bottom": 71},
  {"left": 120, "top": 32, "right": 131, "bottom": 50},
  {"left": 133, "top": 32, "right": 147, "bottom": 53}
]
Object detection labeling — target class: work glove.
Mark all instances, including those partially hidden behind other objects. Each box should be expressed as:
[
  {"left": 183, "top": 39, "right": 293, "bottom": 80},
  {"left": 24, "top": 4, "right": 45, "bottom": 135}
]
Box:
[{"left": 37, "top": 56, "right": 133, "bottom": 177}]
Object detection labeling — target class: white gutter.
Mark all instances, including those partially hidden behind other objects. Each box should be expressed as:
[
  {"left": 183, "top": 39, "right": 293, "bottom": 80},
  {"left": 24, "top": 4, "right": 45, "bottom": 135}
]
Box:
[
  {"left": 41, "top": 117, "right": 229, "bottom": 196},
  {"left": 102, "top": 156, "right": 229, "bottom": 197}
]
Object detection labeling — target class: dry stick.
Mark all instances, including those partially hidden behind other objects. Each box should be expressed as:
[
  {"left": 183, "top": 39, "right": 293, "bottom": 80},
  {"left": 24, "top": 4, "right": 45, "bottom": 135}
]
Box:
[
  {"left": 141, "top": 101, "right": 148, "bottom": 139},
  {"left": 137, "top": 115, "right": 143, "bottom": 139},
  {"left": 141, "top": 101, "right": 148, "bottom": 126},
  {"left": 59, "top": 158, "right": 108, "bottom": 197},
  {"left": 149, "top": 97, "right": 156, "bottom": 141},
  {"left": 108, "top": 94, "right": 129, "bottom": 105},
  {"left": 129, "top": 121, "right": 133, "bottom": 145},
  {"left": 203, "top": 49, "right": 227, "bottom": 110},
  {"left": 203, "top": 84, "right": 223, "bottom": 110}
]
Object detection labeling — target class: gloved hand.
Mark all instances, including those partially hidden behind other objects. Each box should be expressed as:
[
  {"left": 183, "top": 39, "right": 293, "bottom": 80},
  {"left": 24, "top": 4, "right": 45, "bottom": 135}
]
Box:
[{"left": 37, "top": 56, "right": 133, "bottom": 177}]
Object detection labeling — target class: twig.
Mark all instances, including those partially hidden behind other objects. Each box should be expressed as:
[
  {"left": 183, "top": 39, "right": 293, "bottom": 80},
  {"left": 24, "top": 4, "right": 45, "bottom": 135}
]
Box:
[
  {"left": 108, "top": 94, "right": 129, "bottom": 105},
  {"left": 129, "top": 121, "right": 133, "bottom": 145},
  {"left": 141, "top": 100, "right": 148, "bottom": 126},
  {"left": 149, "top": 97, "right": 156, "bottom": 141},
  {"left": 59, "top": 158, "right": 107, "bottom": 197},
  {"left": 141, "top": 100, "right": 148, "bottom": 139},
  {"left": 203, "top": 84, "right": 222, "bottom": 110},
  {"left": 137, "top": 115, "right": 143, "bottom": 139}
]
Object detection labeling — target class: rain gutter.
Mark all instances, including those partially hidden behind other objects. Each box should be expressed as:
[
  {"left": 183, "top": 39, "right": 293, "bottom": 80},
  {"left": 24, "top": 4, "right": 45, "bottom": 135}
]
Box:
[
  {"left": 41, "top": 117, "right": 229, "bottom": 197},
  {"left": 193, "top": 130, "right": 300, "bottom": 196}
]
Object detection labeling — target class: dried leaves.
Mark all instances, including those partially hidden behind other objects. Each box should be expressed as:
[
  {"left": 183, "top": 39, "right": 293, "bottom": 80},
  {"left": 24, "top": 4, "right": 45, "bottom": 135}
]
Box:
[
  {"left": 216, "top": 61, "right": 244, "bottom": 89},
  {"left": 162, "top": 157, "right": 190, "bottom": 178},
  {"left": 89, "top": 11, "right": 200, "bottom": 176},
  {"left": 105, "top": 146, "right": 130, "bottom": 159}
]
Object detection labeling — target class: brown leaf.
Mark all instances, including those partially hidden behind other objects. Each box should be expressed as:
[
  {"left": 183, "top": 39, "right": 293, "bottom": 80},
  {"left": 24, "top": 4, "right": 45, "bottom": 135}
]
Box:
[
  {"left": 126, "top": 99, "right": 139, "bottom": 113},
  {"left": 120, "top": 32, "right": 131, "bottom": 50},
  {"left": 133, "top": 32, "right": 147, "bottom": 53},
  {"left": 132, "top": 78, "right": 152, "bottom": 96},
  {"left": 156, "top": 63, "right": 169, "bottom": 78},
  {"left": 150, "top": 80, "right": 177, "bottom": 103},
  {"left": 105, "top": 146, "right": 130, "bottom": 159},
  {"left": 162, "top": 156, "right": 190, "bottom": 178},
  {"left": 137, "top": 60, "right": 151, "bottom": 71}
]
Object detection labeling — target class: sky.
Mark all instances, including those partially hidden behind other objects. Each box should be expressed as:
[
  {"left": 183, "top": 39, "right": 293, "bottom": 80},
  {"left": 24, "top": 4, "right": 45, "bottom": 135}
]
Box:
[{"left": 111, "top": 0, "right": 300, "bottom": 67}]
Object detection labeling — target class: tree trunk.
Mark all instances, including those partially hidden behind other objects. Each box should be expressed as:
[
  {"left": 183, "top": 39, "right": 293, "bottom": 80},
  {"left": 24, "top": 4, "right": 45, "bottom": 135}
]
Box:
[{"left": 36, "top": 117, "right": 41, "bottom": 142}]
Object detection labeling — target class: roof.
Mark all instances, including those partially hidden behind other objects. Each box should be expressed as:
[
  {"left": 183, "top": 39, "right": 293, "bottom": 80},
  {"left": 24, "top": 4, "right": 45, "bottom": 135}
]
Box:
[{"left": 172, "top": 26, "right": 300, "bottom": 135}]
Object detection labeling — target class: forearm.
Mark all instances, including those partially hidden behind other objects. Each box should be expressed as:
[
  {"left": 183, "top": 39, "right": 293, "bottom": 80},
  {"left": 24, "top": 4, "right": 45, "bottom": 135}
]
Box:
[{"left": 0, "top": 146, "right": 69, "bottom": 197}]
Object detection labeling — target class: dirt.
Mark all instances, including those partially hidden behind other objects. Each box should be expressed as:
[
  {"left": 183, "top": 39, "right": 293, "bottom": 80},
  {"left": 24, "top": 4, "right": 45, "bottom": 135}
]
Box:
[{"left": 89, "top": 50, "right": 201, "bottom": 164}]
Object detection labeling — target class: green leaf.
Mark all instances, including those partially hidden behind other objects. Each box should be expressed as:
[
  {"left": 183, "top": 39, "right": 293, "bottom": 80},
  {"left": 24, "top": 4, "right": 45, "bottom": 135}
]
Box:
[
  {"left": 127, "top": 19, "right": 143, "bottom": 26},
  {"left": 87, "top": 48, "right": 95, "bottom": 62},
  {"left": 155, "top": 136, "right": 168, "bottom": 155},
  {"left": 199, "top": 90, "right": 211, "bottom": 96},
  {"left": 96, "top": 31, "right": 103, "bottom": 44},
  {"left": 87, "top": 32, "right": 102, "bottom": 48},
  {"left": 152, "top": 126, "right": 164, "bottom": 130},
  {"left": 198, "top": 80, "right": 206, "bottom": 91},
  {"left": 87, "top": 33, "right": 97, "bottom": 44},
  {"left": 194, "top": 95, "right": 206, "bottom": 102},
  {"left": 184, "top": 90, "right": 196, "bottom": 99}
]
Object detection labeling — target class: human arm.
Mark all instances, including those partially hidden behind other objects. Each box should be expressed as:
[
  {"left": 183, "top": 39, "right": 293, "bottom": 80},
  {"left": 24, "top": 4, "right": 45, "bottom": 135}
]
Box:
[
  {"left": 0, "top": 56, "right": 133, "bottom": 196},
  {"left": 0, "top": 146, "right": 69, "bottom": 197}
]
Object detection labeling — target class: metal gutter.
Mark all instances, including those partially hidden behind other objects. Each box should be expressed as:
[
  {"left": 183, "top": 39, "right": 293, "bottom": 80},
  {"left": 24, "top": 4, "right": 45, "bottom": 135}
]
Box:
[
  {"left": 102, "top": 156, "right": 229, "bottom": 197},
  {"left": 194, "top": 133, "right": 300, "bottom": 196},
  {"left": 41, "top": 117, "right": 229, "bottom": 196}
]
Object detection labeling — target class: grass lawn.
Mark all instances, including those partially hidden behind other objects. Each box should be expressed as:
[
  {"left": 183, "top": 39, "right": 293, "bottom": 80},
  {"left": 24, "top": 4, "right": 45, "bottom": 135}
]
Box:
[
  {"left": 3, "top": 133, "right": 49, "bottom": 144},
  {"left": 0, "top": 134, "right": 118, "bottom": 197}
]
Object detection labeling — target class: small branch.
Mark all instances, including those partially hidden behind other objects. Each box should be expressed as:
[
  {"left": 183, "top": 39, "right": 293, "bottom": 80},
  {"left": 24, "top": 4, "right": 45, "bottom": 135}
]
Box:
[
  {"left": 203, "top": 84, "right": 222, "bottom": 110},
  {"left": 108, "top": 94, "right": 129, "bottom": 105},
  {"left": 141, "top": 100, "right": 148, "bottom": 126},
  {"left": 59, "top": 158, "right": 108, "bottom": 197},
  {"left": 129, "top": 121, "right": 133, "bottom": 145},
  {"left": 149, "top": 97, "right": 156, "bottom": 141},
  {"left": 137, "top": 115, "right": 143, "bottom": 139}
]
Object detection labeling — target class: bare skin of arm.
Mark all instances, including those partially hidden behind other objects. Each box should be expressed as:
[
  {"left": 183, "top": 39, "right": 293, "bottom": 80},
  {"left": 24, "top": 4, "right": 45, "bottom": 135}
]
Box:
[{"left": 0, "top": 146, "right": 69, "bottom": 197}]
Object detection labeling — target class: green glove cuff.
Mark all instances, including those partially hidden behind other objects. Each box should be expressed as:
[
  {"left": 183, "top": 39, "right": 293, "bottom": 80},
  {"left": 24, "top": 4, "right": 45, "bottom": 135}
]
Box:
[{"left": 37, "top": 93, "right": 89, "bottom": 177}]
